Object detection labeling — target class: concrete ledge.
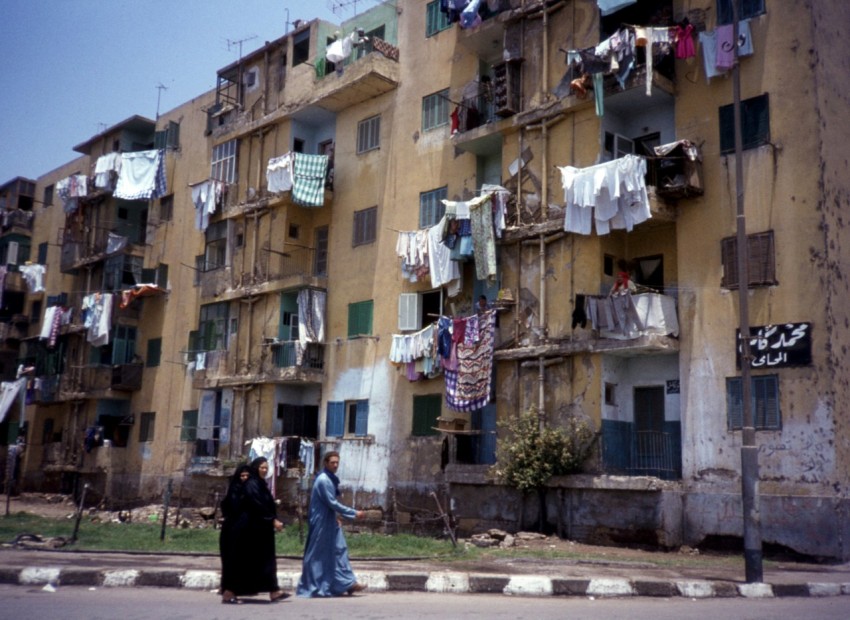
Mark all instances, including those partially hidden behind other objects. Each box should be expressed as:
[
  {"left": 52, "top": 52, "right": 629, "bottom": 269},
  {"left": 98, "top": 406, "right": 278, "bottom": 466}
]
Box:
[
  {"left": 0, "top": 567, "right": 22, "bottom": 584},
  {"left": 59, "top": 569, "right": 101, "bottom": 586},
  {"left": 425, "top": 571, "right": 469, "bottom": 593},
  {"left": 102, "top": 570, "right": 139, "bottom": 588},
  {"left": 675, "top": 580, "right": 714, "bottom": 598},
  {"left": 136, "top": 570, "right": 184, "bottom": 588},
  {"left": 468, "top": 573, "right": 510, "bottom": 593},
  {"left": 633, "top": 580, "right": 679, "bottom": 597},
  {"left": 587, "top": 578, "right": 633, "bottom": 597},
  {"left": 357, "top": 570, "right": 388, "bottom": 591},
  {"left": 772, "top": 583, "right": 811, "bottom": 597},
  {"left": 20, "top": 567, "right": 60, "bottom": 585},
  {"left": 386, "top": 572, "right": 429, "bottom": 591},
  {"left": 712, "top": 581, "right": 741, "bottom": 598},
  {"left": 551, "top": 578, "right": 590, "bottom": 596},
  {"left": 179, "top": 570, "right": 218, "bottom": 590},
  {"left": 807, "top": 582, "right": 843, "bottom": 597},
  {"left": 737, "top": 582, "right": 774, "bottom": 598},
  {"left": 503, "top": 575, "right": 553, "bottom": 596}
]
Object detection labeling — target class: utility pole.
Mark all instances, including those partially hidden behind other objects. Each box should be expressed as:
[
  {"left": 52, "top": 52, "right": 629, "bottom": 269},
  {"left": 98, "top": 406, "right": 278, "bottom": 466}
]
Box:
[{"left": 731, "top": 0, "right": 763, "bottom": 583}]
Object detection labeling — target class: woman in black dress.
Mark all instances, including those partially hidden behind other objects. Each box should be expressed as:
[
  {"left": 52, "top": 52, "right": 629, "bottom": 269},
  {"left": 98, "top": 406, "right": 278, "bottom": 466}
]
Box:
[{"left": 219, "top": 458, "right": 288, "bottom": 604}]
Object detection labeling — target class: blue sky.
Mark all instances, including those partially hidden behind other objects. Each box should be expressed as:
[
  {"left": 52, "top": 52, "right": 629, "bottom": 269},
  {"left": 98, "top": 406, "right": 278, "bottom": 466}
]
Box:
[{"left": 0, "top": 0, "right": 375, "bottom": 184}]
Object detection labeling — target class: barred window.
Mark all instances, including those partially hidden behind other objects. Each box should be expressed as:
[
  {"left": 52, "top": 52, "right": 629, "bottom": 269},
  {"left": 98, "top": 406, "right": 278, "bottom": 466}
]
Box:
[
  {"left": 357, "top": 115, "right": 381, "bottom": 154},
  {"left": 422, "top": 89, "right": 450, "bottom": 132}
]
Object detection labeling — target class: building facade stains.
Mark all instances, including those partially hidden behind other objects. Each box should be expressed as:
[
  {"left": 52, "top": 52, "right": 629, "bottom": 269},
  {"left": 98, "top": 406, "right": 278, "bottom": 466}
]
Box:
[{"left": 1, "top": 0, "right": 848, "bottom": 561}]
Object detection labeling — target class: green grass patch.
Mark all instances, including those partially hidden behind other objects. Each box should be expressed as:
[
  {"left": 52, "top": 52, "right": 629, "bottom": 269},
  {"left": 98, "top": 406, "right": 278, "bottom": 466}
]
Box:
[{"left": 0, "top": 512, "right": 459, "bottom": 558}]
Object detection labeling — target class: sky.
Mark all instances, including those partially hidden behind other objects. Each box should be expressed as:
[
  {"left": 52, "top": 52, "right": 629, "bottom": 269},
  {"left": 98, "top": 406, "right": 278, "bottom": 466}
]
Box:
[{"left": 0, "top": 0, "right": 377, "bottom": 184}]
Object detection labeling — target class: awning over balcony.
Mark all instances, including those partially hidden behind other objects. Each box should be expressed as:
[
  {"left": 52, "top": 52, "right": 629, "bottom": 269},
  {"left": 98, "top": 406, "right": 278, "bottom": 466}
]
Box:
[{"left": 119, "top": 284, "right": 168, "bottom": 309}]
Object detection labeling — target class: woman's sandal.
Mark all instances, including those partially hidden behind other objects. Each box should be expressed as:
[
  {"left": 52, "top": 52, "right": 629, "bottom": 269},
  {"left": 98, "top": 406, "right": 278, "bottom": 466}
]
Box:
[{"left": 222, "top": 596, "right": 243, "bottom": 605}]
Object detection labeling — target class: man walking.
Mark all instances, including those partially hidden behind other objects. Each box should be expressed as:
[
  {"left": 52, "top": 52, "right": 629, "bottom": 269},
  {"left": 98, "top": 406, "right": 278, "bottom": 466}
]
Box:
[{"left": 296, "top": 451, "right": 367, "bottom": 597}]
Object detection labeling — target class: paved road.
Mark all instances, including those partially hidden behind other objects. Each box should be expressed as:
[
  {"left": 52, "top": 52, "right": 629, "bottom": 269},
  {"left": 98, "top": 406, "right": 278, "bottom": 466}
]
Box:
[{"left": 2, "top": 585, "right": 849, "bottom": 620}]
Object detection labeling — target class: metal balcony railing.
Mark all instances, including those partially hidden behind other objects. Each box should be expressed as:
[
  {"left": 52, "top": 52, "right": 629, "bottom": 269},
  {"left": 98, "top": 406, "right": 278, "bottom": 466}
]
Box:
[{"left": 601, "top": 425, "right": 682, "bottom": 480}]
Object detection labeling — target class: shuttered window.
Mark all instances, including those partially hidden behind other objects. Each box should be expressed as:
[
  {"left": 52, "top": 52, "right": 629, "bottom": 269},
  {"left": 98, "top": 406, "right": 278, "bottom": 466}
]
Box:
[
  {"left": 726, "top": 374, "right": 780, "bottom": 430},
  {"left": 426, "top": 1, "right": 452, "bottom": 37},
  {"left": 353, "top": 206, "right": 377, "bottom": 246},
  {"left": 326, "top": 401, "right": 345, "bottom": 437},
  {"left": 347, "top": 300, "right": 373, "bottom": 338},
  {"left": 422, "top": 89, "right": 450, "bottom": 131},
  {"left": 412, "top": 394, "right": 442, "bottom": 436},
  {"left": 326, "top": 400, "right": 368, "bottom": 437},
  {"left": 357, "top": 115, "right": 381, "bottom": 154},
  {"left": 419, "top": 186, "right": 447, "bottom": 228},
  {"left": 719, "top": 94, "right": 770, "bottom": 154},
  {"left": 721, "top": 230, "right": 776, "bottom": 288}
]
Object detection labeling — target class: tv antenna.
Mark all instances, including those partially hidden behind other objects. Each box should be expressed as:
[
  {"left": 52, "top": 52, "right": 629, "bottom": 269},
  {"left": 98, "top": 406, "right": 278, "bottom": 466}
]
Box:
[
  {"left": 226, "top": 35, "right": 258, "bottom": 60},
  {"left": 155, "top": 83, "right": 168, "bottom": 120},
  {"left": 328, "top": 0, "right": 373, "bottom": 17}
]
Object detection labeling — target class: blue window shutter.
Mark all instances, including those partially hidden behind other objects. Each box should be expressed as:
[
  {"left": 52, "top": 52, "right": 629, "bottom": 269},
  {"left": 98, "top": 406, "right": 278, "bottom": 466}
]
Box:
[
  {"left": 326, "top": 401, "right": 345, "bottom": 437},
  {"left": 726, "top": 377, "right": 743, "bottom": 430},
  {"left": 355, "top": 400, "right": 369, "bottom": 436}
]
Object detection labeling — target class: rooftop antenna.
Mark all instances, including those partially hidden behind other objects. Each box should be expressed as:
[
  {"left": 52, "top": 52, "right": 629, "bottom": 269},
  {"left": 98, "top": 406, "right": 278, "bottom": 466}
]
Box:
[
  {"left": 226, "top": 35, "right": 258, "bottom": 60},
  {"left": 155, "top": 83, "right": 168, "bottom": 120},
  {"left": 328, "top": 0, "right": 365, "bottom": 17}
]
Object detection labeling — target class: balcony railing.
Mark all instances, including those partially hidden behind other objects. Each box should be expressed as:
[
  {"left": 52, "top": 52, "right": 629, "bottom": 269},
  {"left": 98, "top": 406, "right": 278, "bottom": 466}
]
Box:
[
  {"left": 601, "top": 422, "right": 681, "bottom": 480},
  {"left": 270, "top": 341, "right": 324, "bottom": 370},
  {"left": 1, "top": 208, "right": 34, "bottom": 232}
]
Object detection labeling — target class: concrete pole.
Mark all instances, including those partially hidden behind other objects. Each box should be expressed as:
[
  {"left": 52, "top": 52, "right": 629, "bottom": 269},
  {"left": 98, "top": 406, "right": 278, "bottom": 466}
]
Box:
[{"left": 731, "top": 2, "right": 763, "bottom": 583}]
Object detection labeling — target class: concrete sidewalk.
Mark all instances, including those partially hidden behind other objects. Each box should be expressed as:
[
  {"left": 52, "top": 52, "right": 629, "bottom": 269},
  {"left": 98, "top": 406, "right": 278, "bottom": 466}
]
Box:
[{"left": 1, "top": 548, "right": 849, "bottom": 599}]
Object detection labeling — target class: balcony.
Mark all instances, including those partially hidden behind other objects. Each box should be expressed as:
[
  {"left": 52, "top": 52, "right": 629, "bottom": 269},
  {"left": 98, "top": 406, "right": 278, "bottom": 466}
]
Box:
[
  {"left": 601, "top": 422, "right": 682, "bottom": 481},
  {"left": 2, "top": 271, "right": 27, "bottom": 294},
  {"left": 37, "top": 364, "right": 143, "bottom": 400},
  {"left": 0, "top": 208, "right": 34, "bottom": 235},
  {"left": 201, "top": 246, "right": 327, "bottom": 302},
  {"left": 192, "top": 343, "right": 324, "bottom": 389},
  {"left": 59, "top": 226, "right": 145, "bottom": 272}
]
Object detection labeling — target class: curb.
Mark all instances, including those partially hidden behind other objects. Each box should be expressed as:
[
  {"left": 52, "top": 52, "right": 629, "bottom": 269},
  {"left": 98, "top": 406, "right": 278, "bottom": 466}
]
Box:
[{"left": 1, "top": 566, "right": 848, "bottom": 598}]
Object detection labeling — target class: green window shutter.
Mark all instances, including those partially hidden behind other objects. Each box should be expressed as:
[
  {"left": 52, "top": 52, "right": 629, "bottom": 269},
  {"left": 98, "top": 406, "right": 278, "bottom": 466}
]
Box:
[
  {"left": 146, "top": 338, "right": 162, "bottom": 367},
  {"left": 354, "top": 400, "right": 369, "bottom": 437},
  {"left": 326, "top": 401, "right": 345, "bottom": 437},
  {"left": 727, "top": 375, "right": 779, "bottom": 430},
  {"left": 348, "top": 300, "right": 373, "bottom": 337},
  {"left": 38, "top": 242, "right": 48, "bottom": 264},
  {"left": 181, "top": 410, "right": 198, "bottom": 442},
  {"left": 413, "top": 394, "right": 441, "bottom": 436}
]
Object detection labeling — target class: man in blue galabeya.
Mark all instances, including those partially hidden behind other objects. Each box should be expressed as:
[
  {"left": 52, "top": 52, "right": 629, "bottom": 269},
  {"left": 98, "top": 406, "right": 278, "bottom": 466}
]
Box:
[{"left": 296, "top": 450, "right": 368, "bottom": 597}]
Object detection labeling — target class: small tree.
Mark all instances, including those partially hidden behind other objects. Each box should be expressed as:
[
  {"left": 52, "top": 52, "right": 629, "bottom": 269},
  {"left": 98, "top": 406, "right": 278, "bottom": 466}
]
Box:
[{"left": 492, "top": 408, "right": 595, "bottom": 532}]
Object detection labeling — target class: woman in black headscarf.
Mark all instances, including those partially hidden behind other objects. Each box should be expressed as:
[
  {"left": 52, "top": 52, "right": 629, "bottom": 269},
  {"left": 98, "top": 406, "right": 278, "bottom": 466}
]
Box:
[{"left": 219, "top": 458, "right": 288, "bottom": 604}]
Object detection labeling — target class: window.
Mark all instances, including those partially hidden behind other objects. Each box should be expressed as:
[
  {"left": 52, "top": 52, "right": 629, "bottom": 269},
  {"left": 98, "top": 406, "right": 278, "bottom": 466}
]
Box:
[
  {"left": 353, "top": 206, "right": 377, "bottom": 246},
  {"left": 357, "top": 115, "right": 381, "bottom": 154},
  {"left": 412, "top": 394, "right": 442, "bottom": 436},
  {"left": 30, "top": 300, "right": 42, "bottom": 324},
  {"left": 159, "top": 194, "right": 173, "bottom": 222},
  {"left": 211, "top": 139, "right": 237, "bottom": 184},
  {"left": 198, "top": 302, "right": 229, "bottom": 351},
  {"left": 141, "top": 263, "right": 168, "bottom": 288},
  {"left": 426, "top": 0, "right": 452, "bottom": 37},
  {"left": 181, "top": 410, "right": 198, "bottom": 442},
  {"left": 398, "top": 290, "right": 441, "bottom": 331},
  {"left": 347, "top": 300, "right": 373, "bottom": 338},
  {"left": 103, "top": 255, "right": 142, "bottom": 291},
  {"left": 278, "top": 404, "right": 319, "bottom": 438},
  {"left": 139, "top": 412, "right": 156, "bottom": 442},
  {"left": 112, "top": 325, "right": 137, "bottom": 365},
  {"left": 719, "top": 93, "right": 770, "bottom": 154},
  {"left": 314, "top": 227, "right": 329, "bottom": 276},
  {"left": 293, "top": 29, "right": 310, "bottom": 65},
  {"left": 726, "top": 374, "right": 780, "bottom": 430},
  {"left": 288, "top": 223, "right": 300, "bottom": 239},
  {"left": 604, "top": 382, "right": 617, "bottom": 406},
  {"left": 37, "top": 242, "right": 48, "bottom": 264},
  {"left": 194, "top": 255, "right": 204, "bottom": 285},
  {"left": 717, "top": 0, "right": 765, "bottom": 24},
  {"left": 422, "top": 89, "right": 450, "bottom": 131},
  {"left": 326, "top": 400, "right": 369, "bottom": 437},
  {"left": 204, "top": 220, "right": 228, "bottom": 271},
  {"left": 721, "top": 231, "right": 776, "bottom": 288},
  {"left": 42, "top": 184, "right": 53, "bottom": 208},
  {"left": 146, "top": 338, "right": 162, "bottom": 367},
  {"left": 154, "top": 120, "right": 180, "bottom": 150},
  {"left": 419, "top": 186, "right": 447, "bottom": 228}
]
